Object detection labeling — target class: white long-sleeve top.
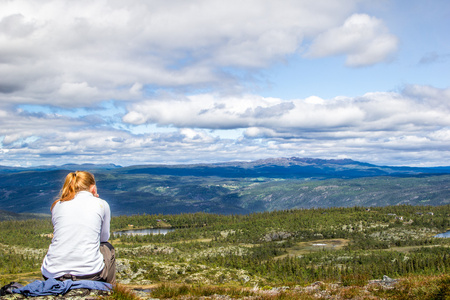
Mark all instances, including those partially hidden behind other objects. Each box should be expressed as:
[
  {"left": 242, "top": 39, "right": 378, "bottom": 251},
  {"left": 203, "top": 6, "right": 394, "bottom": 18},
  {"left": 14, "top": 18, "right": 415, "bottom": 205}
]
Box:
[{"left": 41, "top": 191, "right": 111, "bottom": 278}]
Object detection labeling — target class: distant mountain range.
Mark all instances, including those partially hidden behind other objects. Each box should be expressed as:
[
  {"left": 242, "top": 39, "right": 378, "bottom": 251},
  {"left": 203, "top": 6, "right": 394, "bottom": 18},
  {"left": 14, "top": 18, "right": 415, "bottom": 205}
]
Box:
[
  {"left": 1, "top": 157, "right": 450, "bottom": 216},
  {"left": 0, "top": 163, "right": 121, "bottom": 173},
  {"left": 2, "top": 157, "right": 450, "bottom": 177}
]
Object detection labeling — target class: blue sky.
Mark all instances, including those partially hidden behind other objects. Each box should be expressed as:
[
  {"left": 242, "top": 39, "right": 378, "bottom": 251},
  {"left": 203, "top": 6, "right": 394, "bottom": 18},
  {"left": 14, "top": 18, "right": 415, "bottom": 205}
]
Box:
[{"left": 0, "top": 0, "right": 449, "bottom": 167}]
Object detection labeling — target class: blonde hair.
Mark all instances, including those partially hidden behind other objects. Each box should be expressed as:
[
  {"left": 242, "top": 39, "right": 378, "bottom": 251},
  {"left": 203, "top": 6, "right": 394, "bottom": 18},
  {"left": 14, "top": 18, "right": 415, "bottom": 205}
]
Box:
[{"left": 51, "top": 171, "right": 96, "bottom": 211}]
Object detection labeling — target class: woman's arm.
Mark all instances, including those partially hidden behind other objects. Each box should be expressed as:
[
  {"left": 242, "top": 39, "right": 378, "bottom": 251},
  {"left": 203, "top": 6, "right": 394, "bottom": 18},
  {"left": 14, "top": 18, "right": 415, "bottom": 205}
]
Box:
[{"left": 100, "top": 200, "right": 111, "bottom": 242}]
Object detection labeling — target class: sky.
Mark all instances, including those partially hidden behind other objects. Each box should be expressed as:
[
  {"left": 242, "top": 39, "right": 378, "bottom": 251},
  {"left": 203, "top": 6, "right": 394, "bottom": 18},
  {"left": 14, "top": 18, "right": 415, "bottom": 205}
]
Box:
[{"left": 0, "top": 0, "right": 449, "bottom": 167}]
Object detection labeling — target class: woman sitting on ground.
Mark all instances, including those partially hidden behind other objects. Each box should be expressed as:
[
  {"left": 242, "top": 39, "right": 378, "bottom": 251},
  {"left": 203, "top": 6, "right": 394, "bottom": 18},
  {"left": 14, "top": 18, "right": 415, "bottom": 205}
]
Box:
[{"left": 41, "top": 171, "right": 115, "bottom": 284}]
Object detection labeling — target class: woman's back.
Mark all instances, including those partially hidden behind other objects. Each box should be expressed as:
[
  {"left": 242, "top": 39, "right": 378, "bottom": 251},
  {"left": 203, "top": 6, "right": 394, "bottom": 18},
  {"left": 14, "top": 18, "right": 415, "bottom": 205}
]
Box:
[{"left": 41, "top": 191, "right": 110, "bottom": 278}]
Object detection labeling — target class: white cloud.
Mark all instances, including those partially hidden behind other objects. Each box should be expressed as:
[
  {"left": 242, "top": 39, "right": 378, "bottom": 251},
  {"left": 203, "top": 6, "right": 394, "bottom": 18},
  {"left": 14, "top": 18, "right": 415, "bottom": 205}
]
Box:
[
  {"left": 306, "top": 14, "right": 398, "bottom": 67},
  {"left": 0, "top": 0, "right": 362, "bottom": 107},
  {"left": 244, "top": 127, "right": 279, "bottom": 138},
  {"left": 129, "top": 83, "right": 143, "bottom": 95},
  {"left": 0, "top": 1, "right": 448, "bottom": 168},
  {"left": 119, "top": 85, "right": 450, "bottom": 164},
  {"left": 0, "top": 13, "right": 36, "bottom": 38},
  {"left": 122, "top": 94, "right": 289, "bottom": 128},
  {"left": 1, "top": 83, "right": 449, "bottom": 167},
  {"left": 58, "top": 82, "right": 99, "bottom": 102},
  {"left": 123, "top": 86, "right": 450, "bottom": 133}
]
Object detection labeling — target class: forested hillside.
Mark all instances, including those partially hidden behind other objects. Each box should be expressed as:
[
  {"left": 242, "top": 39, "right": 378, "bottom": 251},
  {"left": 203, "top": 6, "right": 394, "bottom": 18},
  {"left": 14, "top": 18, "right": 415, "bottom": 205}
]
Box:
[
  {"left": 0, "top": 210, "right": 49, "bottom": 221},
  {"left": 1, "top": 205, "right": 449, "bottom": 299}
]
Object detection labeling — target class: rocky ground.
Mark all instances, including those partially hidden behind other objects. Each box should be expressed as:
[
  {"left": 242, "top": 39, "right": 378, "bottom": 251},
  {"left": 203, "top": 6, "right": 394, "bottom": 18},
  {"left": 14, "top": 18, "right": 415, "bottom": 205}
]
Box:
[
  {"left": 1, "top": 275, "right": 399, "bottom": 299},
  {"left": 2, "top": 288, "right": 112, "bottom": 299}
]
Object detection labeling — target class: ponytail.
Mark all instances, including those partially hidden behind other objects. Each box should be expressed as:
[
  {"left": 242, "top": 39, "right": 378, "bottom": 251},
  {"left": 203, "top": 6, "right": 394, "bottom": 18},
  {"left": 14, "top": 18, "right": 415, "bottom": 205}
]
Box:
[{"left": 51, "top": 171, "right": 96, "bottom": 211}]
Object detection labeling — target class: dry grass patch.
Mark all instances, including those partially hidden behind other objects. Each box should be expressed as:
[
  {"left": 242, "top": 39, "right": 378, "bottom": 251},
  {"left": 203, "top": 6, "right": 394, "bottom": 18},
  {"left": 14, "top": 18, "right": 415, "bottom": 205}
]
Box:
[
  {"left": 371, "top": 274, "right": 450, "bottom": 299},
  {"left": 99, "top": 284, "right": 140, "bottom": 300},
  {"left": 387, "top": 244, "right": 449, "bottom": 253},
  {"left": 276, "top": 239, "right": 349, "bottom": 259}
]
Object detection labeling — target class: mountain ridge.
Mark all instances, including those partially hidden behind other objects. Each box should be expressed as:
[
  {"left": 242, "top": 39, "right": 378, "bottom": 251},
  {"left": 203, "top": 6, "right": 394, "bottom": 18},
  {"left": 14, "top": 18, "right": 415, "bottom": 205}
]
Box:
[
  {"left": 1, "top": 157, "right": 449, "bottom": 174},
  {"left": 1, "top": 157, "right": 450, "bottom": 216}
]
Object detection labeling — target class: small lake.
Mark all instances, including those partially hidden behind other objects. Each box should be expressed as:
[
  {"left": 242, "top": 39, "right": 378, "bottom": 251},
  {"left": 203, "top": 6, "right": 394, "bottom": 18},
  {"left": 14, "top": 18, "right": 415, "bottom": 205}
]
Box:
[
  {"left": 114, "top": 228, "right": 175, "bottom": 236},
  {"left": 434, "top": 230, "right": 450, "bottom": 238}
]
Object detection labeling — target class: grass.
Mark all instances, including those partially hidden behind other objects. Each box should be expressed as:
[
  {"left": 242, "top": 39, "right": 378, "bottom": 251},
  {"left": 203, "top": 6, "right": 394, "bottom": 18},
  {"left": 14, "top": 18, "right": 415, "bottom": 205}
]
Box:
[
  {"left": 100, "top": 284, "right": 140, "bottom": 300},
  {"left": 373, "top": 274, "right": 450, "bottom": 300},
  {"left": 341, "top": 273, "right": 371, "bottom": 287},
  {"left": 387, "top": 244, "right": 449, "bottom": 253},
  {"left": 150, "top": 283, "right": 254, "bottom": 299},
  {"left": 274, "top": 238, "right": 349, "bottom": 259},
  {"left": 144, "top": 274, "right": 450, "bottom": 299}
]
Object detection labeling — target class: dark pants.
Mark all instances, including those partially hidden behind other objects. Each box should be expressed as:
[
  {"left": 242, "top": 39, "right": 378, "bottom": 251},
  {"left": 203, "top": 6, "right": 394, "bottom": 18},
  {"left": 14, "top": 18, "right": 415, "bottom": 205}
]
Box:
[{"left": 46, "top": 242, "right": 116, "bottom": 284}]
